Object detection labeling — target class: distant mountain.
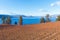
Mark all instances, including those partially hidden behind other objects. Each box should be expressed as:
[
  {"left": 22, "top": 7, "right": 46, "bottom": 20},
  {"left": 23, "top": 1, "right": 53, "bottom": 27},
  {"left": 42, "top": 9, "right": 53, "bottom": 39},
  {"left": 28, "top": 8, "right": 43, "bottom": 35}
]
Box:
[
  {"left": 0, "top": 14, "right": 28, "bottom": 18},
  {"left": 52, "top": 14, "right": 60, "bottom": 17},
  {"left": 0, "top": 15, "right": 9, "bottom": 18},
  {"left": 0, "top": 14, "right": 16, "bottom": 18},
  {"left": 0, "top": 14, "right": 59, "bottom": 19}
]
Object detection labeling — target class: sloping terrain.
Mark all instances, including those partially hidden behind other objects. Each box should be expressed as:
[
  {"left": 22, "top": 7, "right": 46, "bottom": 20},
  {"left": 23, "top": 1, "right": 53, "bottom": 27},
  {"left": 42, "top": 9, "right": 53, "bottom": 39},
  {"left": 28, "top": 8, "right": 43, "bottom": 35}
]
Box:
[{"left": 0, "top": 21, "right": 60, "bottom": 40}]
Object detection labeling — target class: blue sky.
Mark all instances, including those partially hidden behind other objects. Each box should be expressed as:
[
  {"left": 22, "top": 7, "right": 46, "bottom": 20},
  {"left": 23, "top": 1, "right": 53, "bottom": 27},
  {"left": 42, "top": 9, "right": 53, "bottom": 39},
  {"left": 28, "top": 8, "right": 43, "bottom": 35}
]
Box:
[{"left": 0, "top": 0, "right": 60, "bottom": 16}]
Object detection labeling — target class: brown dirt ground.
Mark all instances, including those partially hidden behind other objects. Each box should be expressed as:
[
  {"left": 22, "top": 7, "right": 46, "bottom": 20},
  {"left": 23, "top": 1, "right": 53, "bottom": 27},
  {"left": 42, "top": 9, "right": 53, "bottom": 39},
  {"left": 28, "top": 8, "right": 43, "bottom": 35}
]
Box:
[{"left": 0, "top": 21, "right": 60, "bottom": 40}]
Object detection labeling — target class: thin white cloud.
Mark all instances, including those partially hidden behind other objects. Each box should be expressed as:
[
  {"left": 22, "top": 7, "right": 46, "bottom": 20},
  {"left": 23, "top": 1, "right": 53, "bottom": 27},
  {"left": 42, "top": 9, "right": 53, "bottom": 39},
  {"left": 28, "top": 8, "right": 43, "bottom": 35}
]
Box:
[
  {"left": 39, "top": 9, "right": 43, "bottom": 11},
  {"left": 50, "top": 3, "right": 55, "bottom": 7},
  {"left": 50, "top": 1, "right": 60, "bottom": 7},
  {"left": 56, "top": 1, "right": 60, "bottom": 5},
  {"left": 0, "top": 10, "right": 10, "bottom": 15},
  {"left": 36, "top": 9, "right": 50, "bottom": 16},
  {"left": 0, "top": 10, "right": 19, "bottom": 15},
  {"left": 39, "top": 9, "right": 49, "bottom": 12},
  {"left": 37, "top": 8, "right": 60, "bottom": 16}
]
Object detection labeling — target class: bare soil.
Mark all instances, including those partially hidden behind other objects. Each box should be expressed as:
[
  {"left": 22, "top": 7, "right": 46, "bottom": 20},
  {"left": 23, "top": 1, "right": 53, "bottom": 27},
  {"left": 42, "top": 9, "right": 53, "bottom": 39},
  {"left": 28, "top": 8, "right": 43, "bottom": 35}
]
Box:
[{"left": 0, "top": 21, "right": 60, "bottom": 40}]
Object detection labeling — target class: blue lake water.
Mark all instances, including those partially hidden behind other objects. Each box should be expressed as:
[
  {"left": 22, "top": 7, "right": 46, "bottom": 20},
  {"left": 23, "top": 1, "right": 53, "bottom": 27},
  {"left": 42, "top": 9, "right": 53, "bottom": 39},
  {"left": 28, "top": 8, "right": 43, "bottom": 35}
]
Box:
[{"left": 0, "top": 17, "right": 56, "bottom": 25}]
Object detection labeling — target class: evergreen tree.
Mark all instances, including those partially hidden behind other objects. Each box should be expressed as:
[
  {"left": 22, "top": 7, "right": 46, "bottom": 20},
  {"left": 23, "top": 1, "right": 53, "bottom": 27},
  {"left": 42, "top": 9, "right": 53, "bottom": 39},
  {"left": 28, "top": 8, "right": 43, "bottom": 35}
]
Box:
[
  {"left": 2, "top": 16, "right": 5, "bottom": 24},
  {"left": 56, "top": 15, "right": 60, "bottom": 21},
  {"left": 40, "top": 17, "right": 45, "bottom": 23},
  {"left": 19, "top": 16, "right": 23, "bottom": 25},
  {"left": 6, "top": 16, "right": 11, "bottom": 24},
  {"left": 46, "top": 14, "right": 50, "bottom": 22}
]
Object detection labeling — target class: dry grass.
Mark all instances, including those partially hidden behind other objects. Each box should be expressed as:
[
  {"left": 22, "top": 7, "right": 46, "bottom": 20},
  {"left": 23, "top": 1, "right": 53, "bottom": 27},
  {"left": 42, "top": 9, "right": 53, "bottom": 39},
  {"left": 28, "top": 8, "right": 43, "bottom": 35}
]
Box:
[{"left": 0, "top": 21, "right": 60, "bottom": 40}]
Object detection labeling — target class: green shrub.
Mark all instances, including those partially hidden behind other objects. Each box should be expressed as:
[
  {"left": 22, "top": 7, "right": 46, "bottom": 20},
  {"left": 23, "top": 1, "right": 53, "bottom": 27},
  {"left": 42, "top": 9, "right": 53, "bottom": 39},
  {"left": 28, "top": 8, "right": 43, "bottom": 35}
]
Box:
[{"left": 15, "top": 22, "right": 17, "bottom": 25}]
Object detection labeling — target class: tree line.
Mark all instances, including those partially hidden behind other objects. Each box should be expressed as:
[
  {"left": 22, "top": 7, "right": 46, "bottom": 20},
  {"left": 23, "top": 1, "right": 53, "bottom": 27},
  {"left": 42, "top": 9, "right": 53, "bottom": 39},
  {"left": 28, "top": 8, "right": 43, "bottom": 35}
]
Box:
[
  {"left": 40, "top": 14, "right": 60, "bottom": 23},
  {"left": 40, "top": 14, "right": 51, "bottom": 23},
  {"left": 1, "top": 16, "right": 23, "bottom": 25},
  {"left": 1, "top": 14, "right": 60, "bottom": 25}
]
